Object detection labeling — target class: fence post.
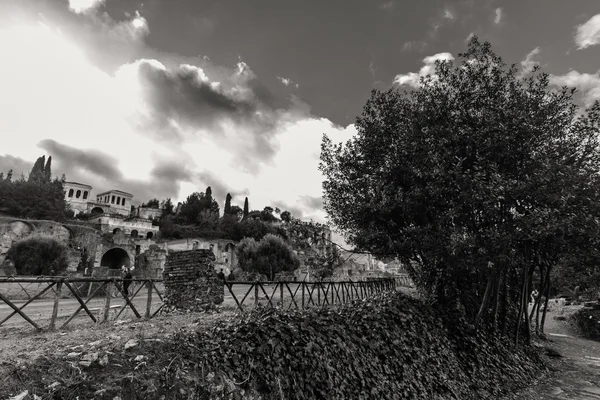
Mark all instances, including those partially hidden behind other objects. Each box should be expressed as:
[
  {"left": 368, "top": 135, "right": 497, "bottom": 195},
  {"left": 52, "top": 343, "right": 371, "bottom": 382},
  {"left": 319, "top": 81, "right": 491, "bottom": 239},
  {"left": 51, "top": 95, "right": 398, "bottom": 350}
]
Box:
[
  {"left": 145, "top": 280, "right": 153, "bottom": 318},
  {"left": 279, "top": 283, "right": 284, "bottom": 308},
  {"left": 317, "top": 283, "right": 321, "bottom": 305},
  {"left": 254, "top": 282, "right": 259, "bottom": 308},
  {"left": 49, "top": 280, "right": 63, "bottom": 331},
  {"left": 102, "top": 280, "right": 112, "bottom": 323},
  {"left": 301, "top": 283, "right": 305, "bottom": 309},
  {"left": 331, "top": 282, "right": 335, "bottom": 305}
]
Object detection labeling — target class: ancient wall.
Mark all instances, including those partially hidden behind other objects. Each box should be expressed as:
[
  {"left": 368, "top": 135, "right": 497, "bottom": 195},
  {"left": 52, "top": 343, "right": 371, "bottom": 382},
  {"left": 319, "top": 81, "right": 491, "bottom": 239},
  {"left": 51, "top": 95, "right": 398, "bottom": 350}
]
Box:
[
  {"left": 162, "top": 249, "right": 224, "bottom": 311},
  {"left": 137, "top": 244, "right": 167, "bottom": 279}
]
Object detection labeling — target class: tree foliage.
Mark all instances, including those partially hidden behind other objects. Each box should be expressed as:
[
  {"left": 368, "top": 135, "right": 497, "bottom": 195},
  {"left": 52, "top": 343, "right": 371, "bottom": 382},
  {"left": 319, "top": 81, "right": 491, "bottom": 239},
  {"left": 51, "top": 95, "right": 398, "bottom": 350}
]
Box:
[
  {"left": 236, "top": 234, "right": 300, "bottom": 280},
  {"left": 6, "top": 235, "right": 70, "bottom": 276},
  {"left": 320, "top": 37, "right": 600, "bottom": 340},
  {"left": 0, "top": 155, "right": 70, "bottom": 221}
]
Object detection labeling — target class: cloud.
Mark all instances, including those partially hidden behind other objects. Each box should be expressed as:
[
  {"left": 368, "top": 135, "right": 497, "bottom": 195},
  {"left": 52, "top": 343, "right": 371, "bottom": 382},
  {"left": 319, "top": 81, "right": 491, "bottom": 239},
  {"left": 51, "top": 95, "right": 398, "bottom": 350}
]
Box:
[
  {"left": 379, "top": 1, "right": 395, "bottom": 10},
  {"left": 465, "top": 32, "right": 475, "bottom": 43},
  {"left": 401, "top": 40, "right": 428, "bottom": 53},
  {"left": 494, "top": 8, "right": 503, "bottom": 24},
  {"left": 575, "top": 14, "right": 600, "bottom": 50},
  {"left": 0, "top": 155, "right": 32, "bottom": 178},
  {"left": 444, "top": 9, "right": 455, "bottom": 20},
  {"left": 369, "top": 61, "right": 376, "bottom": 77},
  {"left": 0, "top": 1, "right": 357, "bottom": 224},
  {"left": 68, "top": 0, "right": 105, "bottom": 14},
  {"left": 300, "top": 195, "right": 324, "bottom": 210},
  {"left": 518, "top": 47, "right": 541, "bottom": 78},
  {"left": 393, "top": 52, "right": 455, "bottom": 87},
  {"left": 549, "top": 70, "right": 600, "bottom": 107},
  {"left": 277, "top": 76, "right": 298, "bottom": 88}
]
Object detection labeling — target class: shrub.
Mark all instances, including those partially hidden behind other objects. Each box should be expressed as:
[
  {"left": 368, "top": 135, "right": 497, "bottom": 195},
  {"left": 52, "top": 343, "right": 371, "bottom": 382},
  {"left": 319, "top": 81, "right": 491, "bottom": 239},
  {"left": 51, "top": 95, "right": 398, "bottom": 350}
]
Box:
[
  {"left": 6, "top": 235, "right": 70, "bottom": 276},
  {"left": 572, "top": 308, "right": 600, "bottom": 340}
]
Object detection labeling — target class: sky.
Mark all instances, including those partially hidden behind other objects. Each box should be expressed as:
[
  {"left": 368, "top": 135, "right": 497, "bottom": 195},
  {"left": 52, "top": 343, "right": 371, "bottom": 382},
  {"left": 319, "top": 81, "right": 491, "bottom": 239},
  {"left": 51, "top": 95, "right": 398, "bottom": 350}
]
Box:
[{"left": 1, "top": 0, "right": 600, "bottom": 231}]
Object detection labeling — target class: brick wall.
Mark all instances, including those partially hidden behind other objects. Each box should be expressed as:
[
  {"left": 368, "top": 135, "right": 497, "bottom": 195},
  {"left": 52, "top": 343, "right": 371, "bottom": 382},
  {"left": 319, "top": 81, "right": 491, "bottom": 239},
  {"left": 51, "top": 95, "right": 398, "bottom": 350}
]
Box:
[{"left": 163, "top": 249, "right": 224, "bottom": 311}]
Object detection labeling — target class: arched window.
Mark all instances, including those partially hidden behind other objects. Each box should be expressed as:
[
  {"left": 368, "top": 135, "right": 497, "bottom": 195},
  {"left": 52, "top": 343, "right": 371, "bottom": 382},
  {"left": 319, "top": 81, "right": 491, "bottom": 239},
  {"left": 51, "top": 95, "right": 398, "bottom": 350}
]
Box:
[
  {"left": 76, "top": 190, "right": 81, "bottom": 199},
  {"left": 146, "top": 232, "right": 154, "bottom": 239},
  {"left": 68, "top": 189, "right": 74, "bottom": 197},
  {"left": 131, "top": 230, "right": 138, "bottom": 238},
  {"left": 116, "top": 196, "right": 121, "bottom": 205},
  {"left": 121, "top": 198, "right": 126, "bottom": 206},
  {"left": 113, "top": 228, "right": 121, "bottom": 235},
  {"left": 83, "top": 191, "right": 88, "bottom": 200},
  {"left": 111, "top": 196, "right": 115, "bottom": 204}
]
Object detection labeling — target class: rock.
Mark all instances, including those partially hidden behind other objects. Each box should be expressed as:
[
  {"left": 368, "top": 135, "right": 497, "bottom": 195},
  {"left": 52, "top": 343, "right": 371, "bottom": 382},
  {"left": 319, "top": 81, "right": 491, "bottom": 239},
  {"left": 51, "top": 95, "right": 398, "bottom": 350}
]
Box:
[
  {"left": 134, "top": 355, "right": 145, "bottom": 362},
  {"left": 7, "top": 390, "right": 28, "bottom": 400},
  {"left": 550, "top": 387, "right": 563, "bottom": 396},
  {"left": 88, "top": 340, "right": 103, "bottom": 347},
  {"left": 545, "top": 347, "right": 563, "bottom": 358},
  {"left": 99, "top": 354, "right": 109, "bottom": 366},
  {"left": 124, "top": 339, "right": 139, "bottom": 350},
  {"left": 66, "top": 352, "right": 82, "bottom": 359},
  {"left": 79, "top": 352, "right": 99, "bottom": 367}
]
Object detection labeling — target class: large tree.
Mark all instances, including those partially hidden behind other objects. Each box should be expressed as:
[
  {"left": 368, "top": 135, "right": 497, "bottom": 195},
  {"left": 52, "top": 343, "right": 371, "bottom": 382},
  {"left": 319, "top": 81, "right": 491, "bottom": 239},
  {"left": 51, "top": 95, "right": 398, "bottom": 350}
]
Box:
[
  {"left": 320, "top": 37, "right": 600, "bottom": 340},
  {"left": 236, "top": 234, "right": 300, "bottom": 280}
]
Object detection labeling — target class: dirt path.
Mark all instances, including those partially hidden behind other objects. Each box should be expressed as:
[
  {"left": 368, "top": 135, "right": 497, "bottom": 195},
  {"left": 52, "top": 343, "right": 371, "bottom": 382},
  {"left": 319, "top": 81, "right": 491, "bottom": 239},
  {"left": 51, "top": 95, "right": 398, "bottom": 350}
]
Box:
[{"left": 509, "top": 308, "right": 600, "bottom": 400}]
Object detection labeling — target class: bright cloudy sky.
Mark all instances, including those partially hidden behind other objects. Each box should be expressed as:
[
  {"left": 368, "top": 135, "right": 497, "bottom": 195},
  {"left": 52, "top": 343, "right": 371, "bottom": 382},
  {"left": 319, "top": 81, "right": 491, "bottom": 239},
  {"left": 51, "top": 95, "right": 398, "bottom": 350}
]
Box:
[{"left": 1, "top": 0, "right": 600, "bottom": 227}]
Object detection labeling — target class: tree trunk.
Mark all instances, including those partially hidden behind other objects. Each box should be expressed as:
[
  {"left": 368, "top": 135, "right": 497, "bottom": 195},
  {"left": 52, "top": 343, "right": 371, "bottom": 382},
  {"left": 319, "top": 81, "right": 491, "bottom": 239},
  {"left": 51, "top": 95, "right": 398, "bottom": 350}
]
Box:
[
  {"left": 476, "top": 271, "right": 496, "bottom": 327},
  {"left": 490, "top": 274, "right": 502, "bottom": 333},
  {"left": 499, "top": 268, "right": 509, "bottom": 334},
  {"left": 540, "top": 266, "right": 552, "bottom": 334},
  {"left": 515, "top": 263, "right": 529, "bottom": 345}
]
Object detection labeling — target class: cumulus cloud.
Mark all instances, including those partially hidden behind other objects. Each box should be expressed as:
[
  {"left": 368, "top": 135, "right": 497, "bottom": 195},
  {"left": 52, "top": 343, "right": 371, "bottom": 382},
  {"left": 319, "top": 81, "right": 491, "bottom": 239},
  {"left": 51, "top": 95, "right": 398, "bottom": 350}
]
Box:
[
  {"left": 518, "top": 47, "right": 541, "bottom": 78},
  {"left": 393, "top": 52, "right": 455, "bottom": 87},
  {"left": 549, "top": 70, "right": 600, "bottom": 107},
  {"left": 494, "top": 8, "right": 503, "bottom": 24},
  {"left": 575, "top": 14, "right": 600, "bottom": 50},
  {"left": 0, "top": 155, "right": 32, "bottom": 178},
  {"left": 444, "top": 9, "right": 455, "bottom": 20},
  {"left": 68, "top": 0, "right": 105, "bottom": 14}
]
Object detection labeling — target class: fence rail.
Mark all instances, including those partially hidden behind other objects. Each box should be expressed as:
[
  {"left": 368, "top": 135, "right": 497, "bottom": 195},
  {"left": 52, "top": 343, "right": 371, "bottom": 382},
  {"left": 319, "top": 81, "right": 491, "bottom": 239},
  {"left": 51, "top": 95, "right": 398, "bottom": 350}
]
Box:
[
  {"left": 223, "top": 278, "right": 396, "bottom": 312},
  {"left": 0, "top": 277, "right": 396, "bottom": 331}
]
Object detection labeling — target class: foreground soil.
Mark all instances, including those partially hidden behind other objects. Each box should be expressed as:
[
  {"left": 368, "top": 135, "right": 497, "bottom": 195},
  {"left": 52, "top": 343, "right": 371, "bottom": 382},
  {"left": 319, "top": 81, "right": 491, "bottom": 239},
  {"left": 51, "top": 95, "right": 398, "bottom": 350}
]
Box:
[{"left": 0, "top": 304, "right": 598, "bottom": 399}]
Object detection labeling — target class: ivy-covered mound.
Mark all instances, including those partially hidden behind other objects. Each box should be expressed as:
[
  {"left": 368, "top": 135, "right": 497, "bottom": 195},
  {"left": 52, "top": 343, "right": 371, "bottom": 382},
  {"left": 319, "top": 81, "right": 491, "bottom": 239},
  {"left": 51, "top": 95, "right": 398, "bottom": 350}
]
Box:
[
  {"left": 10, "top": 293, "right": 544, "bottom": 399},
  {"left": 572, "top": 308, "right": 600, "bottom": 340}
]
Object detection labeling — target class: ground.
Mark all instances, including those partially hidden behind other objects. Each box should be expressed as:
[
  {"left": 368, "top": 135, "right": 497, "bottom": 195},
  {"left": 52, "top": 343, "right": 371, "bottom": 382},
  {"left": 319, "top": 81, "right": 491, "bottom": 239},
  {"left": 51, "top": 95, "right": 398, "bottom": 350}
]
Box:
[
  {"left": 0, "top": 300, "right": 598, "bottom": 399},
  {"left": 505, "top": 307, "right": 600, "bottom": 400}
]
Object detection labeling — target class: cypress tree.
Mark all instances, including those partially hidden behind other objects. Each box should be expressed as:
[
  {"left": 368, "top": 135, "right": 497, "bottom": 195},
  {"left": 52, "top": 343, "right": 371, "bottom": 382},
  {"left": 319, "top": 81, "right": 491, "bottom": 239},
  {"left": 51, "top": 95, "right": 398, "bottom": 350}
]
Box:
[
  {"left": 243, "top": 197, "right": 249, "bottom": 220},
  {"left": 44, "top": 156, "right": 52, "bottom": 182},
  {"left": 28, "top": 156, "right": 45, "bottom": 183},
  {"left": 224, "top": 193, "right": 232, "bottom": 214}
]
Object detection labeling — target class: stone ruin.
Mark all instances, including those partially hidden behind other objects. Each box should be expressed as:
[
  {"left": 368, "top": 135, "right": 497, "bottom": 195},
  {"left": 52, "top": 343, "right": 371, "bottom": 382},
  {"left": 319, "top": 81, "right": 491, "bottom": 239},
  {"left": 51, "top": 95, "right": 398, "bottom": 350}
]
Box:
[{"left": 162, "top": 249, "right": 224, "bottom": 311}]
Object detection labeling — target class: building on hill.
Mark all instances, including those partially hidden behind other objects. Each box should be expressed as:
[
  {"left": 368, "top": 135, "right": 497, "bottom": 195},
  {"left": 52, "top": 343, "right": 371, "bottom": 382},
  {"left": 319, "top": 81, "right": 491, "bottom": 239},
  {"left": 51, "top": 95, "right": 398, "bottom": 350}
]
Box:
[
  {"left": 63, "top": 182, "right": 93, "bottom": 216},
  {"left": 94, "top": 189, "right": 133, "bottom": 217},
  {"left": 134, "top": 205, "right": 163, "bottom": 220}
]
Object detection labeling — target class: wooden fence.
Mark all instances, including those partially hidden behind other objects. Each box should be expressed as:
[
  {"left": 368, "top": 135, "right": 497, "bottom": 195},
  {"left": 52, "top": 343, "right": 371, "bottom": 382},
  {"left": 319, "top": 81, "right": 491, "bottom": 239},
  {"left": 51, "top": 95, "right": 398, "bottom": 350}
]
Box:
[
  {"left": 0, "top": 277, "right": 396, "bottom": 331},
  {"left": 0, "top": 277, "right": 164, "bottom": 331},
  {"left": 223, "top": 278, "right": 396, "bottom": 312}
]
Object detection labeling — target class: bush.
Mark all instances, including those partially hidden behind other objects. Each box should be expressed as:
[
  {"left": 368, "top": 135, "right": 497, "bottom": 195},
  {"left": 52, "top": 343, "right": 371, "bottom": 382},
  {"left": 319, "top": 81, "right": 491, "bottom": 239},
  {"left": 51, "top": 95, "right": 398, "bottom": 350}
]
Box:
[
  {"left": 6, "top": 235, "right": 70, "bottom": 276},
  {"left": 572, "top": 308, "right": 600, "bottom": 340}
]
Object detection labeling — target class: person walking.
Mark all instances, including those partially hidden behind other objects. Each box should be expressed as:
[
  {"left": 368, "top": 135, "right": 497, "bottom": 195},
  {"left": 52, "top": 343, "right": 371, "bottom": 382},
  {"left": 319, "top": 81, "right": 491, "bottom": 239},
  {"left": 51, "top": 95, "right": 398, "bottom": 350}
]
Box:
[
  {"left": 122, "top": 265, "right": 133, "bottom": 297},
  {"left": 217, "top": 268, "right": 226, "bottom": 281}
]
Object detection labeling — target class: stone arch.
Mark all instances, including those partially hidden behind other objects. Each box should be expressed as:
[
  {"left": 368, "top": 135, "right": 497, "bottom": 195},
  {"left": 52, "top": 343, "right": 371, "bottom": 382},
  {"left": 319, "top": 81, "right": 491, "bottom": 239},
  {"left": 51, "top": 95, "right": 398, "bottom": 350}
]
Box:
[
  {"left": 146, "top": 232, "right": 154, "bottom": 239},
  {"left": 60, "top": 225, "right": 75, "bottom": 240},
  {"left": 113, "top": 228, "right": 121, "bottom": 235},
  {"left": 100, "top": 247, "right": 131, "bottom": 270},
  {"left": 8, "top": 220, "right": 35, "bottom": 236},
  {"left": 68, "top": 189, "right": 74, "bottom": 197},
  {"left": 91, "top": 207, "right": 104, "bottom": 215},
  {"left": 131, "top": 230, "right": 139, "bottom": 238}
]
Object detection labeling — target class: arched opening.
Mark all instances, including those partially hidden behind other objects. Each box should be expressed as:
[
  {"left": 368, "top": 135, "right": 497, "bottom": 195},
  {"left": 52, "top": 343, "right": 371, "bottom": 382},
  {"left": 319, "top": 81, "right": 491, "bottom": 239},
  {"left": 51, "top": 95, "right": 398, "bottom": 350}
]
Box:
[
  {"left": 91, "top": 207, "right": 104, "bottom": 215},
  {"left": 113, "top": 228, "right": 121, "bottom": 235},
  {"left": 122, "top": 198, "right": 126, "bottom": 206},
  {"left": 83, "top": 191, "right": 88, "bottom": 200},
  {"left": 76, "top": 190, "right": 81, "bottom": 199},
  {"left": 131, "top": 230, "right": 139, "bottom": 238},
  {"left": 100, "top": 247, "right": 131, "bottom": 270},
  {"left": 111, "top": 196, "right": 115, "bottom": 204},
  {"left": 68, "top": 189, "right": 74, "bottom": 197},
  {"left": 146, "top": 232, "right": 154, "bottom": 239}
]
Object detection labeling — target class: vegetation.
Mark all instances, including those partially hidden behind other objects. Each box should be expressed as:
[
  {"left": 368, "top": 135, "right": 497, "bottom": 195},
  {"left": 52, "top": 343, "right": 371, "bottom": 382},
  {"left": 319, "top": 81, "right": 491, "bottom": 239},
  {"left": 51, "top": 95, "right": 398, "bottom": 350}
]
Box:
[
  {"left": 572, "top": 308, "right": 600, "bottom": 340},
  {"left": 9, "top": 293, "right": 544, "bottom": 399},
  {"left": 236, "top": 234, "right": 300, "bottom": 280},
  {"left": 6, "top": 235, "right": 70, "bottom": 276},
  {"left": 0, "top": 155, "right": 71, "bottom": 221},
  {"left": 320, "top": 36, "right": 600, "bottom": 342}
]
